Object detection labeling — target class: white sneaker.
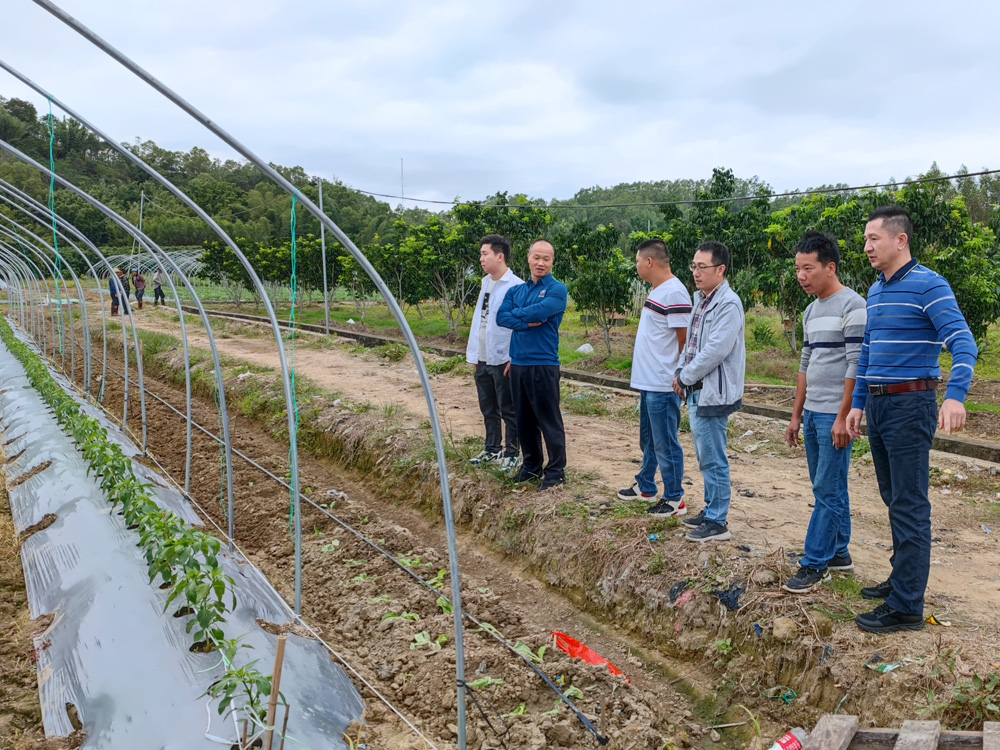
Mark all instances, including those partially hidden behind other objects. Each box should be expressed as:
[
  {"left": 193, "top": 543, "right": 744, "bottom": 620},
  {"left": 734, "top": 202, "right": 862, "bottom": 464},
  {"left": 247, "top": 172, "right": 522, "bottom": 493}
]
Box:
[
  {"left": 497, "top": 455, "right": 522, "bottom": 473},
  {"left": 469, "top": 450, "right": 501, "bottom": 466},
  {"left": 617, "top": 482, "right": 658, "bottom": 502}
]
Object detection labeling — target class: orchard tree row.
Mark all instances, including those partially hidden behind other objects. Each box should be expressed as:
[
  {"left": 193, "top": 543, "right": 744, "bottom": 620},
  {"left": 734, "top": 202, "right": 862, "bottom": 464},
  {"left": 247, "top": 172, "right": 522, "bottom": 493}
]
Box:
[{"left": 199, "top": 169, "right": 1000, "bottom": 355}]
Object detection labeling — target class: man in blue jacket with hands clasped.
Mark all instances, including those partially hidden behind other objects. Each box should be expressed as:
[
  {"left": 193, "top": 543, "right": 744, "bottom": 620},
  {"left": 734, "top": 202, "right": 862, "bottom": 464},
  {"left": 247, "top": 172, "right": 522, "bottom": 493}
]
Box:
[{"left": 497, "top": 239, "right": 569, "bottom": 490}]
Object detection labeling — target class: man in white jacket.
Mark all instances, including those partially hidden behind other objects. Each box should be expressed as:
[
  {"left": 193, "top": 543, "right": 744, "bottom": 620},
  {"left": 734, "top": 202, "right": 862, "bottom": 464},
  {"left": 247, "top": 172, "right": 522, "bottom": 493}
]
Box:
[
  {"left": 673, "top": 241, "right": 746, "bottom": 543},
  {"left": 466, "top": 235, "right": 524, "bottom": 471}
]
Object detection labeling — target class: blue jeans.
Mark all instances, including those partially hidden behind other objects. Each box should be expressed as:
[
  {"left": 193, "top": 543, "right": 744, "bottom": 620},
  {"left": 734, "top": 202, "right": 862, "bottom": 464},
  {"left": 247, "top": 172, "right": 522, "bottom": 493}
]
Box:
[
  {"left": 635, "top": 391, "right": 684, "bottom": 502},
  {"left": 800, "top": 410, "right": 852, "bottom": 569},
  {"left": 688, "top": 391, "right": 731, "bottom": 525},
  {"left": 866, "top": 389, "right": 937, "bottom": 616}
]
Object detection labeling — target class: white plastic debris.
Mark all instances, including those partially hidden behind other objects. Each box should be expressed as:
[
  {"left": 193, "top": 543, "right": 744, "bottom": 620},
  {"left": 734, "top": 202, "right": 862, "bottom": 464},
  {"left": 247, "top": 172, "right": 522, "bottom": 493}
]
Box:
[
  {"left": 347, "top": 318, "right": 356, "bottom": 325},
  {"left": 575, "top": 343, "right": 594, "bottom": 354}
]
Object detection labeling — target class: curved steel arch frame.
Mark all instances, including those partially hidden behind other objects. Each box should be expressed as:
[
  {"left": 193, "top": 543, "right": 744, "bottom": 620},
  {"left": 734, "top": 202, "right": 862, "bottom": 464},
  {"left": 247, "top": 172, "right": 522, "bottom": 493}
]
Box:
[
  {"left": 0, "top": 219, "right": 92, "bottom": 390},
  {"left": 17, "top": 2, "right": 473, "bottom": 737},
  {"left": 0, "top": 231, "right": 81, "bottom": 382},
  {"left": 1, "top": 179, "right": 115, "bottom": 398},
  {"left": 0, "top": 139, "right": 237, "bottom": 538},
  {"left": 0, "top": 180, "right": 203, "bottom": 496},
  {"left": 0, "top": 183, "right": 198, "bottom": 492}
]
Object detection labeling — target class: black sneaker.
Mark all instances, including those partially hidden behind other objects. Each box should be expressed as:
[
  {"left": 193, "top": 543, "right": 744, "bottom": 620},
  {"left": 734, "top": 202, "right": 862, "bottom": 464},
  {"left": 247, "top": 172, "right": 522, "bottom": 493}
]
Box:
[
  {"left": 861, "top": 579, "right": 893, "bottom": 600},
  {"left": 782, "top": 566, "right": 831, "bottom": 593},
  {"left": 647, "top": 499, "right": 687, "bottom": 518},
  {"left": 681, "top": 510, "right": 706, "bottom": 528},
  {"left": 537, "top": 477, "right": 565, "bottom": 491},
  {"left": 828, "top": 553, "right": 854, "bottom": 571},
  {"left": 513, "top": 469, "right": 542, "bottom": 484},
  {"left": 856, "top": 602, "right": 924, "bottom": 633},
  {"left": 617, "top": 482, "right": 657, "bottom": 502},
  {"left": 685, "top": 521, "right": 731, "bottom": 543}
]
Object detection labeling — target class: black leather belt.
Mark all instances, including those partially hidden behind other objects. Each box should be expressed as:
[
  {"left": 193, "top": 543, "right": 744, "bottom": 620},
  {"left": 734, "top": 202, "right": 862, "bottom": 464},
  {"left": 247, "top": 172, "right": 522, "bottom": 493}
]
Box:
[{"left": 867, "top": 379, "right": 938, "bottom": 397}]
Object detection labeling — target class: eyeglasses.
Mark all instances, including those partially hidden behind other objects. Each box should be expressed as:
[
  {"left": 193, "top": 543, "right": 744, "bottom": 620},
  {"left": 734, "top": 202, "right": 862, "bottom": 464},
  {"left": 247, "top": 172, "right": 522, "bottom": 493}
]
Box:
[{"left": 689, "top": 263, "right": 723, "bottom": 272}]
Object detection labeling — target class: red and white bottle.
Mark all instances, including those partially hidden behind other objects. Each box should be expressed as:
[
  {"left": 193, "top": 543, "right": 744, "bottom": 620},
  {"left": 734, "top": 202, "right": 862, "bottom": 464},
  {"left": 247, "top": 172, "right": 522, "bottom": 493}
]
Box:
[{"left": 768, "top": 727, "right": 807, "bottom": 750}]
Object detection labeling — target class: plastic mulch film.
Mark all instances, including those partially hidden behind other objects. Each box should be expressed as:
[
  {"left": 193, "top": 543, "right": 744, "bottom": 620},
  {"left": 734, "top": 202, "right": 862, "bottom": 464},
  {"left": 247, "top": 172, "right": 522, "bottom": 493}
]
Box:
[{"left": 0, "top": 342, "right": 364, "bottom": 749}]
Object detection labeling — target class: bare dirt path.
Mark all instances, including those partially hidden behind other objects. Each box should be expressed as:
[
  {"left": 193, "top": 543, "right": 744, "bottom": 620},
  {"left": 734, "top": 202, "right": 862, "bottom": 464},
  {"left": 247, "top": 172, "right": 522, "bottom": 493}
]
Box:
[{"left": 130, "top": 307, "right": 1000, "bottom": 632}]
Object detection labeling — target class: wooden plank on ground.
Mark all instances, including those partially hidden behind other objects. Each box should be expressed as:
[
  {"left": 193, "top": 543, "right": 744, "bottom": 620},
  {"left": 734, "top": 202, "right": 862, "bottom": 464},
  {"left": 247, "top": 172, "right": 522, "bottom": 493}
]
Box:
[
  {"left": 893, "top": 721, "right": 941, "bottom": 749},
  {"left": 849, "top": 728, "right": 983, "bottom": 749},
  {"left": 805, "top": 714, "right": 858, "bottom": 750},
  {"left": 984, "top": 721, "right": 1000, "bottom": 750}
]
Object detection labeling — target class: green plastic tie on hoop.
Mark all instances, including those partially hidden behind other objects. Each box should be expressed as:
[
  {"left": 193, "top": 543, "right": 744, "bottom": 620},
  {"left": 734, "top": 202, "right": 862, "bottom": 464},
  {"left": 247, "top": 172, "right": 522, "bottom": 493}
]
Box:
[
  {"left": 287, "top": 197, "right": 300, "bottom": 530},
  {"left": 46, "top": 99, "right": 65, "bottom": 354}
]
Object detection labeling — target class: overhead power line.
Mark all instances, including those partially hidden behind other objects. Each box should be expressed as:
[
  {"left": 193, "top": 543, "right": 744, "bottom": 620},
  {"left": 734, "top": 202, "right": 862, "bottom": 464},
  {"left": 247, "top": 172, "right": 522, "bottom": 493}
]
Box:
[{"left": 346, "top": 166, "right": 1000, "bottom": 210}]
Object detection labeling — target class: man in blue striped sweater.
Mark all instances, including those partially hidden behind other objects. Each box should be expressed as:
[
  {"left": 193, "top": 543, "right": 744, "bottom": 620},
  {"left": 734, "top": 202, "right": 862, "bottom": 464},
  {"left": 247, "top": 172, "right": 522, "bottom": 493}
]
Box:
[{"left": 846, "top": 206, "right": 978, "bottom": 633}]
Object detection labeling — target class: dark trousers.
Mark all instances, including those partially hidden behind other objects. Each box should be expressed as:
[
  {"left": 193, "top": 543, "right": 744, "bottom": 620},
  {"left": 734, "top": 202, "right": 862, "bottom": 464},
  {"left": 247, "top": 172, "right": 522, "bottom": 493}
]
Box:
[
  {"left": 474, "top": 362, "right": 518, "bottom": 456},
  {"left": 866, "top": 389, "right": 937, "bottom": 616},
  {"left": 510, "top": 364, "right": 566, "bottom": 482},
  {"left": 153, "top": 286, "right": 165, "bottom": 304}
]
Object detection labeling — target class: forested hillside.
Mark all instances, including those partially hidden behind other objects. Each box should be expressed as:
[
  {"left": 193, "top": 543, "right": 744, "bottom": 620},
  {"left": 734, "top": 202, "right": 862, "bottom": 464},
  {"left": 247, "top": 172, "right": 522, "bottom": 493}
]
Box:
[{"left": 2, "top": 94, "right": 1000, "bottom": 349}]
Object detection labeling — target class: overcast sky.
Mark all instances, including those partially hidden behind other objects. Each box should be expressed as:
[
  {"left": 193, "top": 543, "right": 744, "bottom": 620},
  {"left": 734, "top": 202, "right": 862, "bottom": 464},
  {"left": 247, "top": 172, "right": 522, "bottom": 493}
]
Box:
[{"left": 3, "top": 1, "right": 999, "bottom": 209}]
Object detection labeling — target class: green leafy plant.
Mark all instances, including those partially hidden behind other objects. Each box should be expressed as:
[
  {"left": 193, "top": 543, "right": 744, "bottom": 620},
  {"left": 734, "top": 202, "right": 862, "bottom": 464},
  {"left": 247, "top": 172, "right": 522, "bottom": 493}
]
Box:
[
  {"left": 204, "top": 635, "right": 278, "bottom": 722},
  {"left": 473, "top": 621, "right": 503, "bottom": 639},
  {"left": 381, "top": 611, "right": 420, "bottom": 622},
  {"left": 513, "top": 641, "right": 547, "bottom": 664},
  {"left": 426, "top": 568, "right": 448, "bottom": 590},
  {"left": 502, "top": 703, "right": 527, "bottom": 718},
  {"left": 468, "top": 676, "right": 504, "bottom": 689},
  {"left": 436, "top": 596, "right": 453, "bottom": 614}
]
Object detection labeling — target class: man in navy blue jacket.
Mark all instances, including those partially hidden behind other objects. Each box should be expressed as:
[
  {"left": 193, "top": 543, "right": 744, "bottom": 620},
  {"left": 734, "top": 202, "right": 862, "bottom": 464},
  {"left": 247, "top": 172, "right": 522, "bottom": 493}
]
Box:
[{"left": 496, "top": 239, "right": 568, "bottom": 490}]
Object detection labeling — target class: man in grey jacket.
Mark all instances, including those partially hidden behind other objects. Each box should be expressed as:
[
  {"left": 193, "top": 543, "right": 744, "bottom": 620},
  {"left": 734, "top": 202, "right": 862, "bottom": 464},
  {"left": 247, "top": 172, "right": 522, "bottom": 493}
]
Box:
[{"left": 673, "top": 241, "right": 746, "bottom": 542}]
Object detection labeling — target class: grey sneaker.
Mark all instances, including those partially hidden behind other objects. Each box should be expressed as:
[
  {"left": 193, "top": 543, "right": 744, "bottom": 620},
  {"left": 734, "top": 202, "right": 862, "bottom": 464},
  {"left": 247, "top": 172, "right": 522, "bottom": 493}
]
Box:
[
  {"left": 685, "top": 521, "right": 731, "bottom": 543},
  {"left": 828, "top": 553, "right": 855, "bottom": 572},
  {"left": 469, "top": 450, "right": 501, "bottom": 466},
  {"left": 496, "top": 455, "right": 522, "bottom": 473},
  {"left": 681, "top": 510, "right": 706, "bottom": 528},
  {"left": 782, "top": 566, "right": 831, "bottom": 593}
]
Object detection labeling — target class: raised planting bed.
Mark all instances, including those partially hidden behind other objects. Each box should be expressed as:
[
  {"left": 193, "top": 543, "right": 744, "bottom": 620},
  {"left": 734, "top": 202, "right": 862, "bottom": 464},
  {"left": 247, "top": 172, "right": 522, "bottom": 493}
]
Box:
[{"left": 0, "top": 319, "right": 363, "bottom": 749}]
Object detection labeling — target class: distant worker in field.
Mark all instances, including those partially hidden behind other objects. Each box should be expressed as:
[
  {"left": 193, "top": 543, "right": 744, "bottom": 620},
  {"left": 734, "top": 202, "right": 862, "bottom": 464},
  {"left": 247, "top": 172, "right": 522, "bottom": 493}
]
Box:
[
  {"left": 672, "top": 240, "right": 745, "bottom": 542},
  {"left": 132, "top": 270, "right": 146, "bottom": 310},
  {"left": 152, "top": 268, "right": 166, "bottom": 306},
  {"left": 110, "top": 267, "right": 129, "bottom": 317},
  {"left": 466, "top": 234, "right": 524, "bottom": 473},
  {"left": 120, "top": 268, "right": 131, "bottom": 305},
  {"left": 617, "top": 239, "right": 692, "bottom": 518},
  {"left": 497, "top": 239, "right": 568, "bottom": 491},
  {"left": 847, "top": 206, "right": 977, "bottom": 633},
  {"left": 783, "top": 232, "right": 867, "bottom": 593}
]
